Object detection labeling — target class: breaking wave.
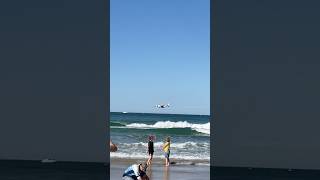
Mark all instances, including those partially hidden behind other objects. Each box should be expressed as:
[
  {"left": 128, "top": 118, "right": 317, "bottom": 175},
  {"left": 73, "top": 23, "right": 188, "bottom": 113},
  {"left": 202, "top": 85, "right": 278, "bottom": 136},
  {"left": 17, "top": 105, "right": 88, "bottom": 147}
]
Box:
[{"left": 111, "top": 121, "right": 210, "bottom": 135}]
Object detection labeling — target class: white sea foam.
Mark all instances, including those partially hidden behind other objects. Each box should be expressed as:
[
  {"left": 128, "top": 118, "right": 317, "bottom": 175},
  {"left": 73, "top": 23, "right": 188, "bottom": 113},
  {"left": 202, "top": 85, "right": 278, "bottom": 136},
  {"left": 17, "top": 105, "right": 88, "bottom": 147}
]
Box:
[
  {"left": 110, "top": 141, "right": 210, "bottom": 161},
  {"left": 118, "top": 142, "right": 210, "bottom": 149},
  {"left": 110, "top": 152, "right": 210, "bottom": 161},
  {"left": 125, "top": 121, "right": 210, "bottom": 135}
]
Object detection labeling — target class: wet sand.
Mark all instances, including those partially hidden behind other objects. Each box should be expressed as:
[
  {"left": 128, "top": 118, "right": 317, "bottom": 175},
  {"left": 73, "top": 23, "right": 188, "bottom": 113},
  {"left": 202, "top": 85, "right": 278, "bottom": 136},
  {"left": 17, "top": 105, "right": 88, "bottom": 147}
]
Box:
[{"left": 111, "top": 158, "right": 210, "bottom": 180}]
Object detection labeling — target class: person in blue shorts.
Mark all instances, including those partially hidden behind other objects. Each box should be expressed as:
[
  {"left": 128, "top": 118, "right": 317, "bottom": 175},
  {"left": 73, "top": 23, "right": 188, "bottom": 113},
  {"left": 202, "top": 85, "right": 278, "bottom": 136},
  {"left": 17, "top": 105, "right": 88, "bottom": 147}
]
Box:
[
  {"left": 122, "top": 163, "right": 149, "bottom": 180},
  {"left": 162, "top": 137, "right": 171, "bottom": 166}
]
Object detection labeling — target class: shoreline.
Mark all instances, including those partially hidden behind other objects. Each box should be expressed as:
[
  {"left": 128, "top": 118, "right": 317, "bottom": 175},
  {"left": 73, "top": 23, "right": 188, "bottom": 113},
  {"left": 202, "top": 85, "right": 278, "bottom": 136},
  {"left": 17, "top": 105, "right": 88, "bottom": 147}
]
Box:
[
  {"left": 111, "top": 157, "right": 210, "bottom": 166},
  {"left": 111, "top": 158, "right": 210, "bottom": 180}
]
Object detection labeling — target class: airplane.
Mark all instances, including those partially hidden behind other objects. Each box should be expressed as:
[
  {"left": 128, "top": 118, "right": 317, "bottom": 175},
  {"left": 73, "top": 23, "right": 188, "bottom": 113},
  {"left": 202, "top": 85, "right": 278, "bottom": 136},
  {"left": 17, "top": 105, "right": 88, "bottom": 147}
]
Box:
[{"left": 155, "top": 103, "right": 170, "bottom": 108}]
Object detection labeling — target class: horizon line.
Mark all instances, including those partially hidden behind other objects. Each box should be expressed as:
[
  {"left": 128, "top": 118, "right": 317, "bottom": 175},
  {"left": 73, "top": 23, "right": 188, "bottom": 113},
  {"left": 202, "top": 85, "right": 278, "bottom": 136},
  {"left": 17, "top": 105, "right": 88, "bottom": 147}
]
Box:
[{"left": 110, "top": 111, "right": 210, "bottom": 116}]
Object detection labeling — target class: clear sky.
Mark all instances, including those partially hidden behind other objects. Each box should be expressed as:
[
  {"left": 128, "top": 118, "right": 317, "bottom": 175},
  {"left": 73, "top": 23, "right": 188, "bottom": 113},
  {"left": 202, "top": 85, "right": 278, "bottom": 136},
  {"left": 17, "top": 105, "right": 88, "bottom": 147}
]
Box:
[{"left": 110, "top": 0, "right": 210, "bottom": 115}]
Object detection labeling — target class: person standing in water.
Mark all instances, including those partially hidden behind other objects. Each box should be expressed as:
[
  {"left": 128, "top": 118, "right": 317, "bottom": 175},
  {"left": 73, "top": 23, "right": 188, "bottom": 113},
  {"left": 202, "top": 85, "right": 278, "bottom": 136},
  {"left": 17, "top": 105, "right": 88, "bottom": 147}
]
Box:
[
  {"left": 162, "top": 137, "right": 171, "bottom": 166},
  {"left": 147, "top": 135, "right": 154, "bottom": 165}
]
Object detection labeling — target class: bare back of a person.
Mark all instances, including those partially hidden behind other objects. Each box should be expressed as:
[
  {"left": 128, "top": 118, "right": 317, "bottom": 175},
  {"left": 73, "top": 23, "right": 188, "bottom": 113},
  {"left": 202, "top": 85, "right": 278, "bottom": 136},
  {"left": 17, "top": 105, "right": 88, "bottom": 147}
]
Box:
[{"left": 110, "top": 140, "right": 118, "bottom": 152}]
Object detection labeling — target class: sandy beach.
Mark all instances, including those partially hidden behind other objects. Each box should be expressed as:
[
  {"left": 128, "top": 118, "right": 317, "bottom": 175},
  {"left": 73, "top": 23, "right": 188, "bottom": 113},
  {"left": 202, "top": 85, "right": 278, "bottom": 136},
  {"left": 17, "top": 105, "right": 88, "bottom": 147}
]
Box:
[{"left": 111, "top": 158, "right": 210, "bottom": 180}]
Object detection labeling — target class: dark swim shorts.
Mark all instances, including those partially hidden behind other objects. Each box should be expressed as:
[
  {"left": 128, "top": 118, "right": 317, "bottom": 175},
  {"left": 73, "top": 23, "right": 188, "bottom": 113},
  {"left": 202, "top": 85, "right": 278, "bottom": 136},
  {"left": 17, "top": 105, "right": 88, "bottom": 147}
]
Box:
[{"left": 164, "top": 151, "right": 170, "bottom": 158}]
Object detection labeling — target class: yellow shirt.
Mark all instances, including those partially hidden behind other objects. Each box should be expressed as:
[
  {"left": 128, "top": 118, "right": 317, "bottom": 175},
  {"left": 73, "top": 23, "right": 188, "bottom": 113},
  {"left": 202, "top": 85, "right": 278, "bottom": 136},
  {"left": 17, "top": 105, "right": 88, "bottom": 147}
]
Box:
[{"left": 163, "top": 142, "right": 170, "bottom": 152}]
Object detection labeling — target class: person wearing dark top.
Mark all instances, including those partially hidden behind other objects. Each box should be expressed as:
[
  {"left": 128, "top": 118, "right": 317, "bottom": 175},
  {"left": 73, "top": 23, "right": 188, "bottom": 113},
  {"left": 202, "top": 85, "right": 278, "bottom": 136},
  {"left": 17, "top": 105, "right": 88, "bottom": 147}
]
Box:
[{"left": 147, "top": 135, "right": 154, "bottom": 165}]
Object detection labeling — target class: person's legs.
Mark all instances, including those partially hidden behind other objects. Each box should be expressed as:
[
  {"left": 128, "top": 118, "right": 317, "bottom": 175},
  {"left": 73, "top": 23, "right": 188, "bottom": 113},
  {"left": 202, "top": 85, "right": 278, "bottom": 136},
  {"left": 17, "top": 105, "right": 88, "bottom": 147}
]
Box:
[
  {"left": 147, "top": 152, "right": 153, "bottom": 165},
  {"left": 149, "top": 153, "right": 153, "bottom": 164},
  {"left": 147, "top": 154, "right": 151, "bottom": 165},
  {"left": 164, "top": 152, "right": 169, "bottom": 166}
]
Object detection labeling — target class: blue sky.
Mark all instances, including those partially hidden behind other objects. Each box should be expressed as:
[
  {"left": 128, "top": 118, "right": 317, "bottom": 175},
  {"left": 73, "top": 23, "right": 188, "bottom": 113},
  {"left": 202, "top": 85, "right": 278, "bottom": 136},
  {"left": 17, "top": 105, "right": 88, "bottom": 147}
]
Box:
[{"left": 110, "top": 0, "right": 210, "bottom": 115}]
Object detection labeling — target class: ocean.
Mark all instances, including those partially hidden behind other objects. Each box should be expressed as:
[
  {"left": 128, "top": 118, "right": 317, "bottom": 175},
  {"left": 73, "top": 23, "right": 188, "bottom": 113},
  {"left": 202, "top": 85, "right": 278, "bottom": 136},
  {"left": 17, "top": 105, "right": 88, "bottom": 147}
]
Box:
[{"left": 110, "top": 112, "right": 210, "bottom": 165}]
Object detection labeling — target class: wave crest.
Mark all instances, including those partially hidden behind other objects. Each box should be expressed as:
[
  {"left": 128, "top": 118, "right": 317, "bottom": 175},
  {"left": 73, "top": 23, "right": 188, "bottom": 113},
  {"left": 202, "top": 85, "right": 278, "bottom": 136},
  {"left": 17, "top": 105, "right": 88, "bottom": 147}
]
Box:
[
  {"left": 110, "top": 141, "right": 210, "bottom": 162},
  {"left": 125, "top": 121, "right": 210, "bottom": 135}
]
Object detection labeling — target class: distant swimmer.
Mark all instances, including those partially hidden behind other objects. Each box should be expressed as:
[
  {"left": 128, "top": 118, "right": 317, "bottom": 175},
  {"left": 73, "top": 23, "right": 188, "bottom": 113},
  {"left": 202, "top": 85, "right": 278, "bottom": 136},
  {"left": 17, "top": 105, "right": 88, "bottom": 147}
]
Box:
[{"left": 155, "top": 103, "right": 170, "bottom": 108}]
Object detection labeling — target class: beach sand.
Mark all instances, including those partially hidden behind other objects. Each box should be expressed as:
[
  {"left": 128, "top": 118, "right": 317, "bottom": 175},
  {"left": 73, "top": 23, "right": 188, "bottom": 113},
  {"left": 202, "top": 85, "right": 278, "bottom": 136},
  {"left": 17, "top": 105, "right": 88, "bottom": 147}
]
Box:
[{"left": 111, "top": 158, "right": 210, "bottom": 180}]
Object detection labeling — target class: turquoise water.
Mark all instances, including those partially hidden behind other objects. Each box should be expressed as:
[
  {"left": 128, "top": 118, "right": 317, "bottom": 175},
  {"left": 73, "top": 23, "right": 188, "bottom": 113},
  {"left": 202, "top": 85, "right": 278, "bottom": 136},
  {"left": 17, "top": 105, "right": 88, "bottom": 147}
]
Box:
[{"left": 110, "top": 112, "right": 210, "bottom": 164}]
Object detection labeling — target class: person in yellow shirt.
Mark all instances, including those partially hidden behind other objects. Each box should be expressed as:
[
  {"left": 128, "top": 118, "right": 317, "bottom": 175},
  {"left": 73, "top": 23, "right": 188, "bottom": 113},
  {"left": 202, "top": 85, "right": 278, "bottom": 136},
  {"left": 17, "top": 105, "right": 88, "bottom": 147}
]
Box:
[{"left": 162, "top": 137, "right": 171, "bottom": 166}]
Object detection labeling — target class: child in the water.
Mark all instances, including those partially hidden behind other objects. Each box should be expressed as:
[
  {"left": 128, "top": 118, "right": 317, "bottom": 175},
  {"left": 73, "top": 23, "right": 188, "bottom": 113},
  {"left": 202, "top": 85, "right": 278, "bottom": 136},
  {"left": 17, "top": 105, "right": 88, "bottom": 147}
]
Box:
[
  {"left": 147, "top": 135, "right": 154, "bottom": 165},
  {"left": 162, "top": 137, "right": 171, "bottom": 166}
]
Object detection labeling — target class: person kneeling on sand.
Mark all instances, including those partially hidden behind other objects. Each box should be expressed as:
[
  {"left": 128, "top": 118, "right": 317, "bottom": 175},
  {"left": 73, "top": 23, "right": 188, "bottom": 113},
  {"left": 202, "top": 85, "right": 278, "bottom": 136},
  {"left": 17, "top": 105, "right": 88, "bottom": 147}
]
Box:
[{"left": 122, "top": 163, "right": 149, "bottom": 180}]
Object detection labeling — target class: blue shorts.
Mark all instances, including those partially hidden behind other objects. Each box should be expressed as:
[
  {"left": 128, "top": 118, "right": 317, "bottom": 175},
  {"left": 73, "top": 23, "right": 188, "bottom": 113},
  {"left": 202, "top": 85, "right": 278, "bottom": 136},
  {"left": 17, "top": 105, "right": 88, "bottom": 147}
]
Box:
[{"left": 164, "top": 151, "right": 170, "bottom": 158}]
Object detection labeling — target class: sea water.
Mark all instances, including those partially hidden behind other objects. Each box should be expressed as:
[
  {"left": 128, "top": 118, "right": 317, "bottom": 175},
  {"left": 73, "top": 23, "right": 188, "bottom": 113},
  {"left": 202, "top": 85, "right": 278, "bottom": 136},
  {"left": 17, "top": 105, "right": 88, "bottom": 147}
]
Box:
[{"left": 110, "top": 112, "right": 210, "bottom": 165}]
